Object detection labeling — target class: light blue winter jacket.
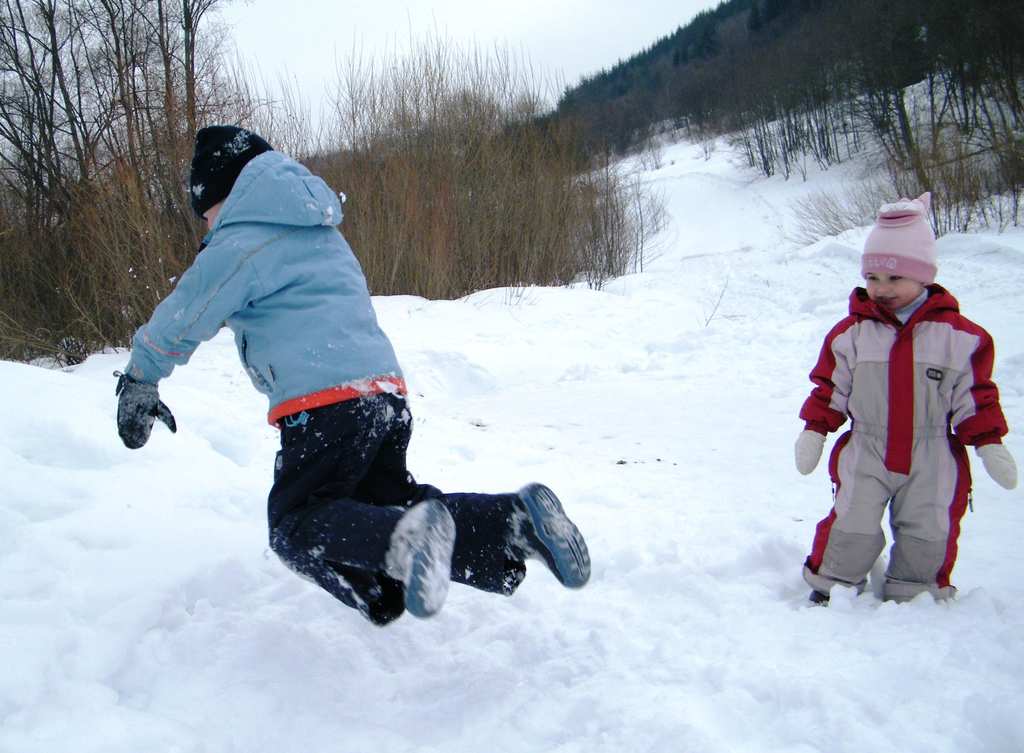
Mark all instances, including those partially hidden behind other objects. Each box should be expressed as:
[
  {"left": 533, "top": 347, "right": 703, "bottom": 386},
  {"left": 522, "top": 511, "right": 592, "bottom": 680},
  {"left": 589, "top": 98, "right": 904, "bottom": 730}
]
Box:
[{"left": 126, "top": 151, "right": 404, "bottom": 423}]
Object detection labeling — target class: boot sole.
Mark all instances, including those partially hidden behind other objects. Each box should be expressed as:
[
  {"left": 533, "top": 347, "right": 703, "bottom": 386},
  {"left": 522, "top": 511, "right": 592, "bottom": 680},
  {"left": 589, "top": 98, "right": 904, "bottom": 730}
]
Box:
[
  {"left": 404, "top": 500, "right": 456, "bottom": 619},
  {"left": 518, "top": 483, "right": 591, "bottom": 589}
]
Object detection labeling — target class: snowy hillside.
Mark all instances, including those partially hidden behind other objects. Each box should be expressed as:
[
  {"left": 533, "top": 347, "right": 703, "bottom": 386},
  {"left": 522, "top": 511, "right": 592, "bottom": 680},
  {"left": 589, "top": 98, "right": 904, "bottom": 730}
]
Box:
[{"left": 2, "top": 139, "right": 1023, "bottom": 753}]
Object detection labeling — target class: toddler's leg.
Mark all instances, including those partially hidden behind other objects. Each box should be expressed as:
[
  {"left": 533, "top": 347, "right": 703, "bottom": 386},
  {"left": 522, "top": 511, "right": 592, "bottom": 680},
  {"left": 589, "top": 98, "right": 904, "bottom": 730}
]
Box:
[
  {"left": 884, "top": 438, "right": 970, "bottom": 602},
  {"left": 803, "top": 434, "right": 889, "bottom": 597}
]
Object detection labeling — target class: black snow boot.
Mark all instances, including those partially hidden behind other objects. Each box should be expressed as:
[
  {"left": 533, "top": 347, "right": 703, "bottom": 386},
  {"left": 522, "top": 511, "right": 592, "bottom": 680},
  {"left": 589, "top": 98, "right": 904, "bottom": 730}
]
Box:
[
  {"left": 385, "top": 499, "right": 456, "bottom": 618},
  {"left": 511, "top": 483, "right": 591, "bottom": 589},
  {"left": 808, "top": 589, "right": 830, "bottom": 606}
]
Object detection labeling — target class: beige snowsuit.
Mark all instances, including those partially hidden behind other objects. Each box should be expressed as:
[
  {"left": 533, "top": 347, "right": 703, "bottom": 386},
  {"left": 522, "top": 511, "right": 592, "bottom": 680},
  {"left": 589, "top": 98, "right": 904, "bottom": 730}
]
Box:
[{"left": 800, "top": 286, "right": 1008, "bottom": 601}]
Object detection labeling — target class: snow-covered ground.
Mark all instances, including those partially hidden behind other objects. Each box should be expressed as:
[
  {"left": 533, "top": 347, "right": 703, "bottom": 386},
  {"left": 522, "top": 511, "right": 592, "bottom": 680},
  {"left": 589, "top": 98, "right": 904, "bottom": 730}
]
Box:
[{"left": 2, "top": 139, "right": 1023, "bottom": 753}]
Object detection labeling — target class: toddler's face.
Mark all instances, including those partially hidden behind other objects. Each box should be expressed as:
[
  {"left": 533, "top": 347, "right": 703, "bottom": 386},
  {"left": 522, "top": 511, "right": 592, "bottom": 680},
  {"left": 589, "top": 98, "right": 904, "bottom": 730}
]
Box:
[{"left": 864, "top": 273, "right": 925, "bottom": 312}]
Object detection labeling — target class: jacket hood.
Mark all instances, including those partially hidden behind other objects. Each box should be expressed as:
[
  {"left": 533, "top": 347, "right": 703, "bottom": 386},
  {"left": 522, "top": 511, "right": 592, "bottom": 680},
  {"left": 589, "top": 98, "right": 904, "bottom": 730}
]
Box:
[
  {"left": 213, "top": 151, "right": 343, "bottom": 230},
  {"left": 848, "top": 283, "right": 959, "bottom": 322}
]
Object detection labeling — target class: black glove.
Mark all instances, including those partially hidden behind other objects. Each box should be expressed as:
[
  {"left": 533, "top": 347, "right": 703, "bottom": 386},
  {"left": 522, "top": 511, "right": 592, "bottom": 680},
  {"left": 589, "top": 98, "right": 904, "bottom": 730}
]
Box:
[{"left": 114, "top": 371, "right": 177, "bottom": 449}]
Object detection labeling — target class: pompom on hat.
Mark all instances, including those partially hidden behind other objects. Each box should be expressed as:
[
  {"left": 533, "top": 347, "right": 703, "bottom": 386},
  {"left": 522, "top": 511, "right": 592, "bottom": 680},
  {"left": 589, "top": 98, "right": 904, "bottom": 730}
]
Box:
[
  {"left": 861, "top": 192, "right": 937, "bottom": 284},
  {"left": 189, "top": 125, "right": 273, "bottom": 218}
]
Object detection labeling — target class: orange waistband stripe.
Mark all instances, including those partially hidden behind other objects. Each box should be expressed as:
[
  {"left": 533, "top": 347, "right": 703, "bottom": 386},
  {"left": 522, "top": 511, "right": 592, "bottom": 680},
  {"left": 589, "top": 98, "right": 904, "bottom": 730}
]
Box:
[{"left": 268, "top": 375, "right": 408, "bottom": 426}]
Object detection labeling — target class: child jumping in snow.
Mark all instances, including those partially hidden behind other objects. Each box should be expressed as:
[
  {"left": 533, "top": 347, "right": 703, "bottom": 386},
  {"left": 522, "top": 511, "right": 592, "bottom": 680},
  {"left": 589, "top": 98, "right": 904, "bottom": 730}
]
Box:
[
  {"left": 115, "top": 125, "right": 590, "bottom": 625},
  {"left": 795, "top": 192, "right": 1017, "bottom": 605}
]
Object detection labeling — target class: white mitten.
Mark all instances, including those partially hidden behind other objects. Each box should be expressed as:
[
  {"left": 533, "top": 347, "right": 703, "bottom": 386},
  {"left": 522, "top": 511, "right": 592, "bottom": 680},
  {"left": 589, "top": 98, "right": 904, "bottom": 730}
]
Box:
[
  {"left": 976, "top": 444, "right": 1018, "bottom": 490},
  {"left": 795, "top": 430, "right": 826, "bottom": 475}
]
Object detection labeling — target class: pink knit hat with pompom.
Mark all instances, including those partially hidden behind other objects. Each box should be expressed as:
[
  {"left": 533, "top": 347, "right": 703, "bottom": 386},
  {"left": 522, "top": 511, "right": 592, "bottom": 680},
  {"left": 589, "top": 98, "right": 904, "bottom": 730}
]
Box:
[{"left": 861, "top": 192, "right": 936, "bottom": 284}]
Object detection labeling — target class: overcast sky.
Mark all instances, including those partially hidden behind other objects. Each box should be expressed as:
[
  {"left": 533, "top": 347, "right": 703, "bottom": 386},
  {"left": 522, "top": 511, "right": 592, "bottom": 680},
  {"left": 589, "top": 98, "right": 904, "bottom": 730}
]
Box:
[{"left": 217, "top": 0, "right": 716, "bottom": 110}]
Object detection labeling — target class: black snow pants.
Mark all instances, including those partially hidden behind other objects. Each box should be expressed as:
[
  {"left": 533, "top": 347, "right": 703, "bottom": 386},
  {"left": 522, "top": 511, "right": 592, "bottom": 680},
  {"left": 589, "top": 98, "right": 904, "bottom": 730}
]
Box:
[{"left": 267, "top": 393, "right": 527, "bottom": 625}]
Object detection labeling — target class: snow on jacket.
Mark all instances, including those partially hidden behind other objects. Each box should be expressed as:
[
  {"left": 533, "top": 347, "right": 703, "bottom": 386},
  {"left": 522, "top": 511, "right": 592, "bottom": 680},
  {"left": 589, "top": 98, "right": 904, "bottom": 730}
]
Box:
[
  {"left": 125, "top": 151, "right": 405, "bottom": 425},
  {"left": 800, "top": 285, "right": 1008, "bottom": 474}
]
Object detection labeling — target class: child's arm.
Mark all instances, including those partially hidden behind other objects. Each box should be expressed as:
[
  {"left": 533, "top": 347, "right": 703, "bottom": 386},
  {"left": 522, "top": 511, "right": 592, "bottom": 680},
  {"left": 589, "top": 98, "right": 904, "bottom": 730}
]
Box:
[
  {"left": 799, "top": 318, "right": 856, "bottom": 436},
  {"left": 125, "top": 232, "right": 264, "bottom": 384},
  {"left": 950, "top": 326, "right": 1008, "bottom": 448},
  {"left": 949, "top": 325, "right": 1016, "bottom": 489},
  {"left": 793, "top": 319, "right": 856, "bottom": 475}
]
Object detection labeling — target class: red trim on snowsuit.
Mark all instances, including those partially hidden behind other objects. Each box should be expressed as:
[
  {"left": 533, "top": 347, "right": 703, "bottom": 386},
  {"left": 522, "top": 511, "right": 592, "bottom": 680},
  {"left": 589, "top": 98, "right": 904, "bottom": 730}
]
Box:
[
  {"left": 930, "top": 310, "right": 1008, "bottom": 447},
  {"left": 885, "top": 324, "right": 916, "bottom": 474},
  {"left": 799, "top": 318, "right": 858, "bottom": 435},
  {"left": 805, "top": 430, "right": 852, "bottom": 574},
  {"left": 936, "top": 436, "right": 972, "bottom": 588}
]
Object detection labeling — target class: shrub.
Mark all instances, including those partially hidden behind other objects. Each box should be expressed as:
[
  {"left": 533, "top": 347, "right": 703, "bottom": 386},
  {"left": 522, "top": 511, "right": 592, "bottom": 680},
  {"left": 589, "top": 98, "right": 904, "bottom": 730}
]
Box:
[{"left": 0, "top": 25, "right": 663, "bottom": 364}]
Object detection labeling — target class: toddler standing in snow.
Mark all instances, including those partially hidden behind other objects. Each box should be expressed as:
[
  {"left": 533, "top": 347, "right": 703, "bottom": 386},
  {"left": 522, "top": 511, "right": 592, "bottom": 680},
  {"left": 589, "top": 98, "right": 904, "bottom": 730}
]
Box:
[
  {"left": 795, "top": 192, "right": 1017, "bottom": 604},
  {"left": 115, "top": 125, "right": 590, "bottom": 625}
]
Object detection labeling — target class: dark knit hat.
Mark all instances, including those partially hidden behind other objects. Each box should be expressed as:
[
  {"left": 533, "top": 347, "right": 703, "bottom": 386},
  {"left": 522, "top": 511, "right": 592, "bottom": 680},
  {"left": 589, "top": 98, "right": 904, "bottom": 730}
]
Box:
[{"left": 189, "top": 125, "right": 273, "bottom": 218}]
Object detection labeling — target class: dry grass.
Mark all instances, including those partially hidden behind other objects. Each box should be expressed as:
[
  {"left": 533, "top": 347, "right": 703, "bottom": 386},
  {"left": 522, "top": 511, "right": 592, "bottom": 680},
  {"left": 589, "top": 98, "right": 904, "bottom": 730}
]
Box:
[
  {"left": 788, "top": 177, "right": 891, "bottom": 246},
  {"left": 0, "top": 34, "right": 663, "bottom": 364}
]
